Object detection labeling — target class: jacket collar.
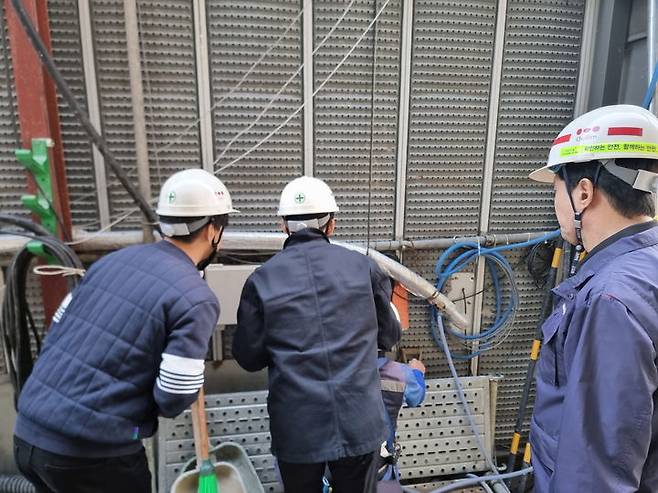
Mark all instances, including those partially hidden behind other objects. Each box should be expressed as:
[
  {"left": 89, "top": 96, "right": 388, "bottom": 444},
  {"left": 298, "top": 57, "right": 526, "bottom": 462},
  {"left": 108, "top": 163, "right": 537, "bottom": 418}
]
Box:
[
  {"left": 554, "top": 223, "right": 658, "bottom": 297},
  {"left": 157, "top": 239, "right": 196, "bottom": 266},
  {"left": 283, "top": 228, "right": 330, "bottom": 249}
]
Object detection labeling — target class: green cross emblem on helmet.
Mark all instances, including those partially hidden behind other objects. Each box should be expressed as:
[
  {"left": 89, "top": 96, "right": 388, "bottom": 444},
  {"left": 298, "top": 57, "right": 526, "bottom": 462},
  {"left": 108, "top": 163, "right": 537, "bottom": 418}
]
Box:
[
  {"left": 294, "top": 192, "right": 305, "bottom": 204},
  {"left": 168, "top": 191, "right": 176, "bottom": 204}
]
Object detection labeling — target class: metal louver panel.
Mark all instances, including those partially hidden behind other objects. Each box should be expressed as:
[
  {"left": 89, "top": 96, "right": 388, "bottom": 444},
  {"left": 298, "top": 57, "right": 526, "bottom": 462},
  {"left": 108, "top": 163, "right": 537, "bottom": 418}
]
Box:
[
  {"left": 477, "top": 251, "right": 545, "bottom": 445},
  {"left": 48, "top": 0, "right": 97, "bottom": 227},
  {"left": 0, "top": 5, "right": 22, "bottom": 219},
  {"left": 404, "top": 0, "right": 497, "bottom": 239},
  {"left": 91, "top": 0, "right": 200, "bottom": 229},
  {"left": 313, "top": 0, "right": 401, "bottom": 241},
  {"left": 481, "top": 0, "right": 586, "bottom": 445},
  {"left": 208, "top": 0, "right": 303, "bottom": 231},
  {"left": 132, "top": 1, "right": 201, "bottom": 193},
  {"left": 488, "top": 0, "right": 584, "bottom": 234}
]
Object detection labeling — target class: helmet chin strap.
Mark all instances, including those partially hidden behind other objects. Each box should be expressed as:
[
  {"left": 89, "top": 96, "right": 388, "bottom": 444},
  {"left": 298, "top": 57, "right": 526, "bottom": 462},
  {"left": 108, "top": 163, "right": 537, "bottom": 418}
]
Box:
[
  {"left": 560, "top": 167, "right": 586, "bottom": 276},
  {"left": 197, "top": 226, "right": 224, "bottom": 272}
]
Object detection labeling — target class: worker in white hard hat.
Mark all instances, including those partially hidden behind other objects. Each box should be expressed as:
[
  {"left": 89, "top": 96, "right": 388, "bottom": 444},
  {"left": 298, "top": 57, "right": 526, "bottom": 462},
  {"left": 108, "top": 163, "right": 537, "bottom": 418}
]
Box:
[
  {"left": 528, "top": 105, "right": 658, "bottom": 492},
  {"left": 14, "top": 168, "right": 236, "bottom": 493},
  {"left": 232, "top": 176, "right": 401, "bottom": 493}
]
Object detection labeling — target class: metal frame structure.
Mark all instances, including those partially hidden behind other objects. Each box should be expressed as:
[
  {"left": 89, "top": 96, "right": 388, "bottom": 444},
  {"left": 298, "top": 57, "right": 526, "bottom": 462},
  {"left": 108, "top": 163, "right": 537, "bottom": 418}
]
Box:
[
  {"left": 4, "top": 0, "right": 71, "bottom": 322},
  {"left": 649, "top": 0, "right": 658, "bottom": 114},
  {"left": 77, "top": 0, "right": 110, "bottom": 227},
  {"left": 303, "top": 0, "right": 314, "bottom": 176},
  {"left": 587, "top": 0, "right": 632, "bottom": 108},
  {"left": 393, "top": 0, "right": 413, "bottom": 244},
  {"left": 471, "top": 0, "right": 508, "bottom": 376},
  {"left": 574, "top": 0, "right": 600, "bottom": 116},
  {"left": 193, "top": 0, "right": 216, "bottom": 173}
]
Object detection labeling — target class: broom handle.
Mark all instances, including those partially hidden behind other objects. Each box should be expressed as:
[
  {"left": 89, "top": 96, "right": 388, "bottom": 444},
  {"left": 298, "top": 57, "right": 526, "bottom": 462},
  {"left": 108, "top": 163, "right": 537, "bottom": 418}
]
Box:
[{"left": 191, "top": 387, "right": 210, "bottom": 464}]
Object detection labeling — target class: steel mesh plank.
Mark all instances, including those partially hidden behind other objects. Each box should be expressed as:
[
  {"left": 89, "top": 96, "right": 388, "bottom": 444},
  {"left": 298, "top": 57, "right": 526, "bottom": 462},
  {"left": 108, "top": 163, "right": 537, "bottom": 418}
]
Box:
[
  {"left": 159, "top": 379, "right": 494, "bottom": 490},
  {"left": 397, "top": 377, "right": 492, "bottom": 479}
]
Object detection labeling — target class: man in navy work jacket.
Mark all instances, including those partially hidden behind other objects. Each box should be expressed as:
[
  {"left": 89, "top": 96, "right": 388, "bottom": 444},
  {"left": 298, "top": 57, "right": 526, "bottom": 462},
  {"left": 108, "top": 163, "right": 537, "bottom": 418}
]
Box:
[
  {"left": 13, "top": 169, "right": 237, "bottom": 493},
  {"left": 232, "top": 176, "right": 401, "bottom": 493},
  {"left": 528, "top": 105, "right": 658, "bottom": 492}
]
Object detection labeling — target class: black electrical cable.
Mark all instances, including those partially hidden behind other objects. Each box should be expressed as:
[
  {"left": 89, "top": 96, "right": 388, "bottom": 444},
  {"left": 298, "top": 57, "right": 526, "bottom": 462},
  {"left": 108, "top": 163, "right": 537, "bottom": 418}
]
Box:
[
  {"left": 9, "top": 0, "right": 159, "bottom": 232},
  {"left": 504, "top": 241, "right": 564, "bottom": 487},
  {"left": 0, "top": 215, "right": 83, "bottom": 406},
  {"left": 525, "top": 240, "right": 555, "bottom": 289}
]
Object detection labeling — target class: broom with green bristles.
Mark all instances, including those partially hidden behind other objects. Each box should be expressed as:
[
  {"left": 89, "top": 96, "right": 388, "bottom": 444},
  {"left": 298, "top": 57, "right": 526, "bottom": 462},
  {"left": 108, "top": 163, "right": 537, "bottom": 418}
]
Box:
[{"left": 191, "top": 387, "right": 219, "bottom": 493}]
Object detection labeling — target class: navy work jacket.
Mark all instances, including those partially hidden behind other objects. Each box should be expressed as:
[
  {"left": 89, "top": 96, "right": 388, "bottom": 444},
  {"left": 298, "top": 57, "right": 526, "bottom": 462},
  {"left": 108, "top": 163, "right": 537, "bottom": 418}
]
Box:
[
  {"left": 531, "top": 223, "right": 658, "bottom": 492},
  {"left": 232, "top": 228, "right": 401, "bottom": 463}
]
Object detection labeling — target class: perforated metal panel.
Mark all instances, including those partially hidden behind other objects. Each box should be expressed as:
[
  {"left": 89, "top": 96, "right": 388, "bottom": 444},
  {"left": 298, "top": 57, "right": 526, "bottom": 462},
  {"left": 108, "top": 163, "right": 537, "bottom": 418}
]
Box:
[
  {"left": 488, "top": 0, "right": 585, "bottom": 233},
  {"left": 404, "top": 0, "right": 497, "bottom": 238},
  {"left": 158, "top": 378, "right": 495, "bottom": 492},
  {"left": 157, "top": 390, "right": 280, "bottom": 493},
  {"left": 0, "top": 4, "right": 22, "bottom": 220},
  {"left": 133, "top": 1, "right": 201, "bottom": 192},
  {"left": 91, "top": 0, "right": 200, "bottom": 228},
  {"left": 313, "top": 0, "right": 400, "bottom": 240},
  {"left": 482, "top": 0, "right": 586, "bottom": 446},
  {"left": 48, "top": 0, "right": 98, "bottom": 227},
  {"left": 208, "top": 0, "right": 303, "bottom": 231},
  {"left": 397, "top": 377, "right": 494, "bottom": 479},
  {"left": 410, "top": 482, "right": 481, "bottom": 493},
  {"left": 477, "top": 250, "right": 544, "bottom": 445},
  {"left": 0, "top": 5, "right": 19, "bottom": 376}
]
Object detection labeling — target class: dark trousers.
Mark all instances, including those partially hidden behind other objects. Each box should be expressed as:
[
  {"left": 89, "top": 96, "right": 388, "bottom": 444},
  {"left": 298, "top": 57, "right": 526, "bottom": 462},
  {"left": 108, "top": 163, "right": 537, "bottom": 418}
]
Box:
[
  {"left": 14, "top": 435, "right": 151, "bottom": 493},
  {"left": 278, "top": 451, "right": 377, "bottom": 493}
]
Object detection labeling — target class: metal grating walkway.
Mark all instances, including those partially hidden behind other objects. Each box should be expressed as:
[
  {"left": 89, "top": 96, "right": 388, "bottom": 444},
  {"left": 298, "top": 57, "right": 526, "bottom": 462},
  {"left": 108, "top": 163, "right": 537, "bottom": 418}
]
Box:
[{"left": 158, "top": 376, "right": 497, "bottom": 492}]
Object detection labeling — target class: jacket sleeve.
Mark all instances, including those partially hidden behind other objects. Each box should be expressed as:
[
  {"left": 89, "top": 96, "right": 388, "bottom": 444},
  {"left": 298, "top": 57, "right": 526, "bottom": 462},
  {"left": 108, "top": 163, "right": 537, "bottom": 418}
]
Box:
[
  {"left": 370, "top": 261, "right": 402, "bottom": 351},
  {"left": 551, "top": 293, "right": 657, "bottom": 492},
  {"left": 232, "top": 276, "right": 269, "bottom": 372},
  {"left": 403, "top": 366, "right": 426, "bottom": 407},
  {"left": 153, "top": 300, "right": 219, "bottom": 418}
]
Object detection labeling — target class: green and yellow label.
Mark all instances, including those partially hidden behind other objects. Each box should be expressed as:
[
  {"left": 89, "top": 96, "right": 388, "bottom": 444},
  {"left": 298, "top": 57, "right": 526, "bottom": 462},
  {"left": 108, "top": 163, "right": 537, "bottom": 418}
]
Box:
[{"left": 560, "top": 142, "right": 658, "bottom": 158}]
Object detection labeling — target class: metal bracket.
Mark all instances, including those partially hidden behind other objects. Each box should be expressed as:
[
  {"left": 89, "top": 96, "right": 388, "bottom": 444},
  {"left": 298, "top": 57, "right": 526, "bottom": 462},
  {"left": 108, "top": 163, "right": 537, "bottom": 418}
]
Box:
[{"left": 16, "top": 138, "right": 57, "bottom": 263}]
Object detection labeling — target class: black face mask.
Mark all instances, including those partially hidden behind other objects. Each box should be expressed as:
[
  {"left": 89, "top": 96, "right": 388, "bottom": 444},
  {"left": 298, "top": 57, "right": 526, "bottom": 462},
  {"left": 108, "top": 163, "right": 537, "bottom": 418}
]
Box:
[{"left": 197, "top": 227, "right": 224, "bottom": 272}]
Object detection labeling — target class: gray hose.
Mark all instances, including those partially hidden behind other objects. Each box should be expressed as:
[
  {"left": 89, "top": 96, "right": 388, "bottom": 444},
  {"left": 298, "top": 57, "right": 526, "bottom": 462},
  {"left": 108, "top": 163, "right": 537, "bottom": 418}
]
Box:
[
  {"left": 400, "top": 468, "right": 532, "bottom": 493},
  {"left": 466, "top": 473, "right": 495, "bottom": 493},
  {"left": 428, "top": 468, "right": 532, "bottom": 493},
  {"left": 0, "top": 475, "right": 35, "bottom": 493},
  {"left": 333, "top": 242, "right": 470, "bottom": 329}
]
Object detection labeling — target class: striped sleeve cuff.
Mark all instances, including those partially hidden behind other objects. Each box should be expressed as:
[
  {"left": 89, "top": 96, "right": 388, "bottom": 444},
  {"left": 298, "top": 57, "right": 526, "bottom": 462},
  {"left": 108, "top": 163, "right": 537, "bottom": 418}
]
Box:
[{"left": 156, "top": 353, "right": 204, "bottom": 395}]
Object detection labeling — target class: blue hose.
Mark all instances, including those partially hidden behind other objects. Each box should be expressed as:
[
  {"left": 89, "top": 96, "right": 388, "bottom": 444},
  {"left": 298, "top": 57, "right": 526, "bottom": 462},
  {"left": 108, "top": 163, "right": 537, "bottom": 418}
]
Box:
[{"left": 431, "top": 230, "right": 560, "bottom": 359}]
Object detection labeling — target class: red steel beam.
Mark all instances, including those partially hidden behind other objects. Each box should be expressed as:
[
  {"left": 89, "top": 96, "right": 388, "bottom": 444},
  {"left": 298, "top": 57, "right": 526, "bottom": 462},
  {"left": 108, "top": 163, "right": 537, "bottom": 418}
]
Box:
[{"left": 5, "top": 0, "right": 72, "bottom": 323}]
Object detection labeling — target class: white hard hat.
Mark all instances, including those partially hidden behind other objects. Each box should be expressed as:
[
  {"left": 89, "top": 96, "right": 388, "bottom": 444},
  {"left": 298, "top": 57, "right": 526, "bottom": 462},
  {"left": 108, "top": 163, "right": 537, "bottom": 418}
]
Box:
[
  {"left": 277, "top": 176, "right": 339, "bottom": 216},
  {"left": 156, "top": 168, "right": 238, "bottom": 217},
  {"left": 530, "top": 105, "right": 658, "bottom": 183}
]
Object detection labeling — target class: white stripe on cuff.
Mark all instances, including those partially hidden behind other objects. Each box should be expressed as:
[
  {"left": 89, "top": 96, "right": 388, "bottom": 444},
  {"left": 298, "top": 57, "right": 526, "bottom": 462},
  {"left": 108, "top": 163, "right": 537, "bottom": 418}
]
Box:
[
  {"left": 160, "top": 353, "right": 205, "bottom": 376},
  {"left": 156, "top": 377, "right": 202, "bottom": 395}
]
